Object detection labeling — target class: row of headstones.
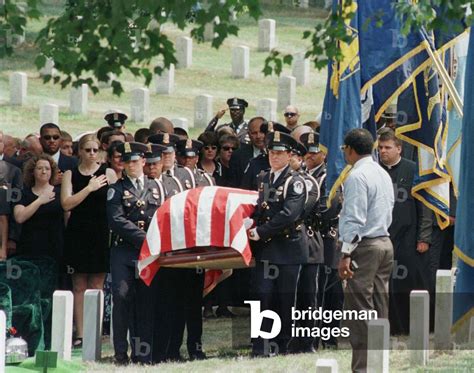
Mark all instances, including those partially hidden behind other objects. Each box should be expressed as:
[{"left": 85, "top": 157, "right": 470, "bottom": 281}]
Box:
[
  {"left": 0, "top": 269, "right": 469, "bottom": 369},
  {"left": 9, "top": 72, "right": 296, "bottom": 128}
]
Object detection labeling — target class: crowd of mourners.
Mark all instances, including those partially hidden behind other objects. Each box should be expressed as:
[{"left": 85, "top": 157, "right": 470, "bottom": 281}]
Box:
[{"left": 0, "top": 97, "right": 456, "bottom": 366}]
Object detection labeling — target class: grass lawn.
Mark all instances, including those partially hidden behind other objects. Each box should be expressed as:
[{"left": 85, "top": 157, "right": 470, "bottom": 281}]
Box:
[
  {"left": 0, "top": 1, "right": 328, "bottom": 139},
  {"left": 8, "top": 315, "right": 474, "bottom": 372}
]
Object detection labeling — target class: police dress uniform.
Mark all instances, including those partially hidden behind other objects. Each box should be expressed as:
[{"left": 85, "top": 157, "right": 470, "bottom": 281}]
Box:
[
  {"left": 106, "top": 142, "right": 166, "bottom": 364},
  {"left": 250, "top": 131, "right": 308, "bottom": 356}
]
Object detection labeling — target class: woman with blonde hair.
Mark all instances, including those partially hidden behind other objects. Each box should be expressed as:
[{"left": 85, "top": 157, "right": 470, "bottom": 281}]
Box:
[{"left": 61, "top": 134, "right": 116, "bottom": 347}]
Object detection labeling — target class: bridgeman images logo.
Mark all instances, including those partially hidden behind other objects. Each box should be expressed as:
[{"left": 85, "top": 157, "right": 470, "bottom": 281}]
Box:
[{"left": 245, "top": 301, "right": 377, "bottom": 340}]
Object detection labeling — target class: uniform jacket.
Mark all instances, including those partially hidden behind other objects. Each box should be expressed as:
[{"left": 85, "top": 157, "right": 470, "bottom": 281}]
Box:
[
  {"left": 253, "top": 165, "right": 308, "bottom": 265},
  {"left": 228, "top": 143, "right": 255, "bottom": 188}
]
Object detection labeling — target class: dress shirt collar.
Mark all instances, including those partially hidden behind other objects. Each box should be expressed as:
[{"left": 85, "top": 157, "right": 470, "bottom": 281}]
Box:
[
  {"left": 253, "top": 146, "right": 263, "bottom": 158},
  {"left": 0, "top": 154, "right": 3, "bottom": 161},
  {"left": 51, "top": 151, "right": 60, "bottom": 163},
  {"left": 270, "top": 165, "right": 287, "bottom": 184},
  {"left": 128, "top": 174, "right": 145, "bottom": 190},
  {"left": 352, "top": 155, "right": 373, "bottom": 170},
  {"left": 307, "top": 163, "right": 324, "bottom": 175}
]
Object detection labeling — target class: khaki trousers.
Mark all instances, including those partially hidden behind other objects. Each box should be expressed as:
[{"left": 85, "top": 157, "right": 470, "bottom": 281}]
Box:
[{"left": 343, "top": 237, "right": 393, "bottom": 373}]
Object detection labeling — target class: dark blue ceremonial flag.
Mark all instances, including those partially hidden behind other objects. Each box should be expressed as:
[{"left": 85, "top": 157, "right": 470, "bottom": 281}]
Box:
[
  {"left": 319, "top": 0, "right": 361, "bottom": 198},
  {"left": 452, "top": 27, "right": 474, "bottom": 332}
]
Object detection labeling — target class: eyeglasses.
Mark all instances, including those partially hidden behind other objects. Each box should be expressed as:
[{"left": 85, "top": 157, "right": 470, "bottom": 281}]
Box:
[
  {"left": 284, "top": 112, "right": 297, "bottom": 118},
  {"left": 222, "top": 146, "right": 237, "bottom": 151},
  {"left": 340, "top": 145, "right": 348, "bottom": 151},
  {"left": 84, "top": 148, "right": 99, "bottom": 153},
  {"left": 204, "top": 145, "right": 217, "bottom": 151},
  {"left": 42, "top": 135, "right": 60, "bottom": 141}
]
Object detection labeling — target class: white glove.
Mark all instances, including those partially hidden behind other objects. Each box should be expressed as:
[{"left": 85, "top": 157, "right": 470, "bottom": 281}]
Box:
[
  {"left": 248, "top": 228, "right": 260, "bottom": 241},
  {"left": 243, "top": 217, "right": 254, "bottom": 230}
]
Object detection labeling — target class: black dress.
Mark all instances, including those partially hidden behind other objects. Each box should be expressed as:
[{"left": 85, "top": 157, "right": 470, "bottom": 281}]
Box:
[
  {"left": 16, "top": 186, "right": 64, "bottom": 261},
  {"left": 64, "top": 164, "right": 110, "bottom": 273}
]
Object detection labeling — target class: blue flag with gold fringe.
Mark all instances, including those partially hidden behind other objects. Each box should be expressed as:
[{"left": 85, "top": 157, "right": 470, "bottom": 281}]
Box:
[{"left": 452, "top": 27, "right": 474, "bottom": 333}]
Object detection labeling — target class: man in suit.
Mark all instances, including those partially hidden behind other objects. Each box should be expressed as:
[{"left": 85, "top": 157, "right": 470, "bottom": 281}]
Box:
[
  {"left": 39, "top": 123, "right": 77, "bottom": 181},
  {"left": 248, "top": 130, "right": 308, "bottom": 356},
  {"left": 0, "top": 131, "right": 23, "bottom": 258},
  {"left": 106, "top": 141, "right": 166, "bottom": 365},
  {"left": 229, "top": 117, "right": 266, "bottom": 188}
]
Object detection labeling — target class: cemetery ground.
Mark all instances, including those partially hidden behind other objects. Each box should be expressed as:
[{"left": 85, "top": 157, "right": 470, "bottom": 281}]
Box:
[
  {"left": 0, "top": 3, "right": 327, "bottom": 138},
  {"left": 7, "top": 314, "right": 474, "bottom": 372}
]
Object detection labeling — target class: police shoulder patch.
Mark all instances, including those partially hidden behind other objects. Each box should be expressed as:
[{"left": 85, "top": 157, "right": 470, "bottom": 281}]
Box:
[
  {"left": 304, "top": 179, "right": 313, "bottom": 190},
  {"left": 107, "top": 188, "right": 115, "bottom": 201},
  {"left": 293, "top": 180, "right": 304, "bottom": 195}
]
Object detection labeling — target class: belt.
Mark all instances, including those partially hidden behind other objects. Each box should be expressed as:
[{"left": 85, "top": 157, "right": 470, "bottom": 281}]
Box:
[{"left": 361, "top": 235, "right": 389, "bottom": 241}]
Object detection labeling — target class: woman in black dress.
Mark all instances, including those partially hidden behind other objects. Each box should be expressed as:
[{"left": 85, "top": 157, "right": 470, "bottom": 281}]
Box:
[
  {"left": 61, "top": 134, "right": 116, "bottom": 346},
  {"left": 14, "top": 154, "right": 64, "bottom": 262}
]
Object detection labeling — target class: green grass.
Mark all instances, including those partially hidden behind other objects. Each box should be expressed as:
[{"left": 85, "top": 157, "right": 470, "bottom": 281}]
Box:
[{"left": 0, "top": 2, "right": 327, "bottom": 139}]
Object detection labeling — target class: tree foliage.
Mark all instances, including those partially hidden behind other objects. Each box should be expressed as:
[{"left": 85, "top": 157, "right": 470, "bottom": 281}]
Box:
[{"left": 0, "top": 0, "right": 472, "bottom": 96}]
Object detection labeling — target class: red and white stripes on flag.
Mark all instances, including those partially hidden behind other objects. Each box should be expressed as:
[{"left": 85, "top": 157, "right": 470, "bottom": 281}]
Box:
[{"left": 138, "top": 186, "right": 258, "bottom": 285}]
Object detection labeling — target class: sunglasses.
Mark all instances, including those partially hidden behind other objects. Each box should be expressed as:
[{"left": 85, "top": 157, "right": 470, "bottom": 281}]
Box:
[
  {"left": 84, "top": 148, "right": 99, "bottom": 153},
  {"left": 204, "top": 145, "right": 217, "bottom": 151},
  {"left": 222, "top": 146, "right": 237, "bottom": 151},
  {"left": 42, "top": 135, "right": 60, "bottom": 141},
  {"left": 284, "top": 112, "right": 297, "bottom": 118}
]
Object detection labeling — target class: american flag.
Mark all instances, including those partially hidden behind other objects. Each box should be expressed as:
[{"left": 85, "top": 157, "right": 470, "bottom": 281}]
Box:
[{"left": 138, "top": 186, "right": 258, "bottom": 286}]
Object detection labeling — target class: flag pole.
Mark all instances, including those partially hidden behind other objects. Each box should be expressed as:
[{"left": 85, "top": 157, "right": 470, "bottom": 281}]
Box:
[{"left": 423, "top": 40, "right": 464, "bottom": 117}]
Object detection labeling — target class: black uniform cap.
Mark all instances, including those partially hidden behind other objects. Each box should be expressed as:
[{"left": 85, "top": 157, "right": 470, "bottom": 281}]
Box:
[
  {"left": 299, "top": 132, "right": 321, "bottom": 153},
  {"left": 148, "top": 133, "right": 180, "bottom": 153},
  {"left": 260, "top": 121, "right": 291, "bottom": 135},
  {"left": 104, "top": 110, "right": 128, "bottom": 128},
  {"left": 116, "top": 141, "right": 148, "bottom": 162},
  {"left": 292, "top": 142, "right": 307, "bottom": 157},
  {"left": 227, "top": 97, "right": 249, "bottom": 110},
  {"left": 176, "top": 139, "right": 203, "bottom": 157},
  {"left": 145, "top": 143, "right": 167, "bottom": 163},
  {"left": 266, "top": 131, "right": 297, "bottom": 152}
]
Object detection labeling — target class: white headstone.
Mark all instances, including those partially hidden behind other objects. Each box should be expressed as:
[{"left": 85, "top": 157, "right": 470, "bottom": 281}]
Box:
[
  {"left": 10, "top": 72, "right": 27, "bottom": 106},
  {"left": 410, "top": 290, "right": 430, "bottom": 366},
  {"left": 155, "top": 64, "right": 175, "bottom": 95},
  {"left": 51, "top": 291, "right": 73, "bottom": 360},
  {"left": 367, "top": 318, "right": 390, "bottom": 373},
  {"left": 299, "top": 0, "right": 309, "bottom": 8},
  {"left": 130, "top": 88, "right": 150, "bottom": 123},
  {"left": 316, "top": 358, "right": 338, "bottom": 372},
  {"left": 204, "top": 22, "right": 215, "bottom": 42},
  {"left": 194, "top": 94, "right": 213, "bottom": 128},
  {"left": 454, "top": 316, "right": 474, "bottom": 344},
  {"left": 148, "top": 19, "right": 163, "bottom": 33},
  {"left": 82, "top": 290, "right": 104, "bottom": 362},
  {"left": 232, "top": 45, "right": 250, "bottom": 79},
  {"left": 171, "top": 118, "right": 189, "bottom": 131},
  {"left": 256, "top": 98, "right": 277, "bottom": 121},
  {"left": 69, "top": 84, "right": 88, "bottom": 115},
  {"left": 258, "top": 19, "right": 276, "bottom": 52},
  {"left": 292, "top": 52, "right": 310, "bottom": 86},
  {"left": 435, "top": 269, "right": 453, "bottom": 350},
  {"left": 39, "top": 58, "right": 56, "bottom": 77},
  {"left": 0, "top": 310, "right": 5, "bottom": 370},
  {"left": 277, "top": 75, "right": 296, "bottom": 110},
  {"left": 176, "top": 36, "right": 192, "bottom": 69},
  {"left": 40, "top": 104, "right": 59, "bottom": 125}
]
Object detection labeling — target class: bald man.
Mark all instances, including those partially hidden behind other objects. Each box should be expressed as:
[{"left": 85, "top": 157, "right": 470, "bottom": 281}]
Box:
[
  {"left": 283, "top": 105, "right": 300, "bottom": 131},
  {"left": 149, "top": 117, "right": 174, "bottom": 134}
]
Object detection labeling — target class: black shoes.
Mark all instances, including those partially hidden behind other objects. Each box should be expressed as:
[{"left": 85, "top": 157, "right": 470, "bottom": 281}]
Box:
[
  {"left": 114, "top": 354, "right": 130, "bottom": 365},
  {"left": 215, "top": 306, "right": 236, "bottom": 318},
  {"left": 189, "top": 351, "right": 207, "bottom": 361}
]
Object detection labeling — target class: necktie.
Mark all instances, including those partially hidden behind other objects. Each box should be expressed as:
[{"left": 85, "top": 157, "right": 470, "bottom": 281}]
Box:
[
  {"left": 270, "top": 173, "right": 275, "bottom": 185},
  {"left": 136, "top": 178, "right": 142, "bottom": 192}
]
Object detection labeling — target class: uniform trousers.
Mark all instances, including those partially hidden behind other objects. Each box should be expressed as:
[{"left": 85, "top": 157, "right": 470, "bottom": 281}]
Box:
[
  {"left": 253, "top": 261, "right": 301, "bottom": 355},
  {"left": 343, "top": 237, "right": 393, "bottom": 373},
  {"left": 110, "top": 245, "right": 142, "bottom": 361}
]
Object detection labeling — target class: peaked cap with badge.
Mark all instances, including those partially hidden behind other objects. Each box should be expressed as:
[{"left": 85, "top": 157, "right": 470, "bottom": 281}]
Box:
[
  {"left": 176, "top": 139, "right": 203, "bottom": 157},
  {"left": 145, "top": 143, "right": 167, "bottom": 163},
  {"left": 227, "top": 97, "right": 249, "bottom": 110},
  {"left": 260, "top": 121, "right": 291, "bottom": 135},
  {"left": 299, "top": 131, "right": 321, "bottom": 153},
  {"left": 116, "top": 142, "right": 148, "bottom": 162},
  {"left": 104, "top": 109, "right": 128, "bottom": 128},
  {"left": 265, "top": 130, "right": 298, "bottom": 152},
  {"left": 148, "top": 133, "right": 180, "bottom": 153}
]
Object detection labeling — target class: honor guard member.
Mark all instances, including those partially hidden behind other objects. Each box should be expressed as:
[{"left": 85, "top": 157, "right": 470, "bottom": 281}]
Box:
[
  {"left": 300, "top": 131, "right": 343, "bottom": 349},
  {"left": 241, "top": 122, "right": 290, "bottom": 191},
  {"left": 148, "top": 133, "right": 196, "bottom": 195},
  {"left": 104, "top": 109, "right": 128, "bottom": 132},
  {"left": 174, "top": 138, "right": 214, "bottom": 360},
  {"left": 206, "top": 97, "right": 249, "bottom": 143},
  {"left": 144, "top": 143, "right": 166, "bottom": 180},
  {"left": 248, "top": 130, "right": 308, "bottom": 356},
  {"left": 106, "top": 142, "right": 166, "bottom": 365},
  {"left": 289, "top": 135, "right": 325, "bottom": 353},
  {"left": 147, "top": 132, "right": 197, "bottom": 363}
]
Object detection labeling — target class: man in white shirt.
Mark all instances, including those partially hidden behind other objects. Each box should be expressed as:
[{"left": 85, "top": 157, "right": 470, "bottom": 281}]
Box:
[{"left": 338, "top": 128, "right": 394, "bottom": 373}]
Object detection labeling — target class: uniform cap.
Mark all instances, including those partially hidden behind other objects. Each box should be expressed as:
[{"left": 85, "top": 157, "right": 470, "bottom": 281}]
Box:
[
  {"left": 116, "top": 141, "right": 148, "bottom": 162},
  {"left": 226, "top": 97, "right": 249, "bottom": 110},
  {"left": 176, "top": 139, "right": 203, "bottom": 157},
  {"left": 266, "top": 131, "right": 297, "bottom": 152},
  {"left": 148, "top": 133, "right": 180, "bottom": 153},
  {"left": 104, "top": 109, "right": 128, "bottom": 128},
  {"left": 299, "top": 131, "right": 321, "bottom": 153},
  {"left": 145, "top": 143, "right": 167, "bottom": 163}
]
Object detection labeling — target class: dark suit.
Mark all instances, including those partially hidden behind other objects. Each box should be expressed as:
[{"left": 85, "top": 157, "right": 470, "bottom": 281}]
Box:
[
  {"left": 57, "top": 153, "right": 78, "bottom": 173},
  {"left": 0, "top": 160, "right": 23, "bottom": 244},
  {"left": 107, "top": 176, "right": 165, "bottom": 363},
  {"left": 3, "top": 155, "right": 23, "bottom": 169},
  {"left": 240, "top": 153, "right": 269, "bottom": 191},
  {"left": 228, "top": 144, "right": 255, "bottom": 188},
  {"left": 252, "top": 165, "right": 307, "bottom": 355}
]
